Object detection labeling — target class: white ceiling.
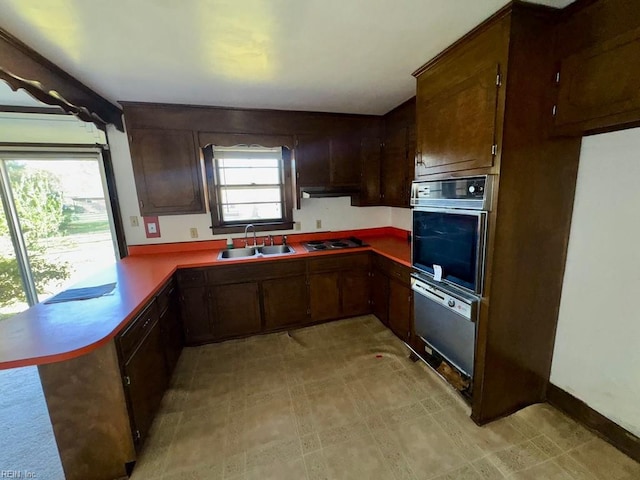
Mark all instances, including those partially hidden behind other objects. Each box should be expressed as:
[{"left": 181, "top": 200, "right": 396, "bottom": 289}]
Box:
[{"left": 0, "top": 0, "right": 574, "bottom": 115}]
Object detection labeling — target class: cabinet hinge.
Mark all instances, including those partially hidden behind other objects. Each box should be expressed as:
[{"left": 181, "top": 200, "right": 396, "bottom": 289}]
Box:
[
  {"left": 496, "top": 73, "right": 501, "bottom": 87},
  {"left": 139, "top": 200, "right": 144, "bottom": 209},
  {"left": 307, "top": 308, "right": 311, "bottom": 315},
  {"left": 134, "top": 430, "right": 141, "bottom": 441},
  {"left": 123, "top": 375, "right": 131, "bottom": 386},
  {"left": 555, "top": 71, "right": 560, "bottom": 84},
  {"left": 491, "top": 144, "right": 498, "bottom": 156},
  {"left": 552, "top": 105, "right": 557, "bottom": 117}
]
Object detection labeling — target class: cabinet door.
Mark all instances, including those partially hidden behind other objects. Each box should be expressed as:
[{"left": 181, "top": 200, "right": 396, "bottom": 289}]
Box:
[
  {"left": 122, "top": 320, "right": 168, "bottom": 447},
  {"left": 388, "top": 279, "right": 412, "bottom": 343},
  {"left": 263, "top": 276, "right": 309, "bottom": 329},
  {"left": 381, "top": 126, "right": 409, "bottom": 206},
  {"left": 296, "top": 135, "right": 330, "bottom": 186},
  {"left": 159, "top": 286, "right": 183, "bottom": 376},
  {"left": 212, "top": 282, "right": 261, "bottom": 339},
  {"left": 554, "top": 27, "right": 640, "bottom": 134},
  {"left": 329, "top": 134, "right": 361, "bottom": 187},
  {"left": 180, "top": 286, "right": 213, "bottom": 345},
  {"left": 129, "top": 129, "right": 205, "bottom": 216},
  {"left": 341, "top": 269, "right": 371, "bottom": 317},
  {"left": 309, "top": 272, "right": 341, "bottom": 321},
  {"left": 416, "top": 64, "right": 499, "bottom": 176},
  {"left": 355, "top": 136, "right": 382, "bottom": 206},
  {"left": 370, "top": 269, "right": 389, "bottom": 325}
]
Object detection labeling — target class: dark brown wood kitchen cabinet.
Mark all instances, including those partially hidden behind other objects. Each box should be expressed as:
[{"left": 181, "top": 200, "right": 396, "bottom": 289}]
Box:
[
  {"left": 553, "top": 0, "right": 640, "bottom": 135},
  {"left": 296, "top": 135, "right": 331, "bottom": 186},
  {"left": 128, "top": 128, "right": 205, "bottom": 216},
  {"left": 353, "top": 136, "right": 383, "bottom": 206},
  {"left": 370, "top": 268, "right": 389, "bottom": 325},
  {"left": 309, "top": 272, "right": 341, "bottom": 322},
  {"left": 263, "top": 276, "right": 310, "bottom": 329},
  {"left": 341, "top": 269, "right": 371, "bottom": 317},
  {"left": 176, "top": 269, "right": 213, "bottom": 345},
  {"left": 156, "top": 279, "right": 183, "bottom": 376},
  {"left": 211, "top": 282, "right": 262, "bottom": 339},
  {"left": 371, "top": 254, "right": 412, "bottom": 342},
  {"left": 308, "top": 253, "right": 371, "bottom": 322},
  {"left": 117, "top": 301, "right": 169, "bottom": 448},
  {"left": 381, "top": 98, "right": 416, "bottom": 207},
  {"left": 414, "top": 19, "right": 507, "bottom": 177},
  {"left": 388, "top": 278, "right": 412, "bottom": 343}
]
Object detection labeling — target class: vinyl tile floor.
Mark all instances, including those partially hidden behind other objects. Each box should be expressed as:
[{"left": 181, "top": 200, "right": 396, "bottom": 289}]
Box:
[{"left": 130, "top": 315, "right": 640, "bottom": 480}]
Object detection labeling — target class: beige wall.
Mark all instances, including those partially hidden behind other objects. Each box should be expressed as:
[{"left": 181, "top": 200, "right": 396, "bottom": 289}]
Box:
[{"left": 550, "top": 127, "right": 640, "bottom": 437}]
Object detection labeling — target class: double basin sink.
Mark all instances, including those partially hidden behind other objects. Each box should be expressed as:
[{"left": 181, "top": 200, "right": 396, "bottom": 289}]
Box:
[{"left": 218, "top": 244, "right": 295, "bottom": 260}]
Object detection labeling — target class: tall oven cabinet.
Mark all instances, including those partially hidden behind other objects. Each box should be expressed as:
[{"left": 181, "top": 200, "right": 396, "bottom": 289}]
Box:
[{"left": 412, "top": 2, "right": 583, "bottom": 424}]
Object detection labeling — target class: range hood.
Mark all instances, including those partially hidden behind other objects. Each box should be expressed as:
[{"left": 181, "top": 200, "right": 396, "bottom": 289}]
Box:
[{"left": 299, "top": 186, "right": 359, "bottom": 198}]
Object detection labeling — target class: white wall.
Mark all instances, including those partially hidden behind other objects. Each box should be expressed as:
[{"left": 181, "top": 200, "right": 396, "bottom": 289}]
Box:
[
  {"left": 390, "top": 207, "right": 412, "bottom": 231},
  {"left": 106, "top": 124, "right": 393, "bottom": 245},
  {"left": 550, "top": 127, "right": 640, "bottom": 437}
]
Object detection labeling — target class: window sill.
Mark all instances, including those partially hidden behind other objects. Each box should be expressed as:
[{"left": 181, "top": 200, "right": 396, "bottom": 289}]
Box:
[{"left": 211, "top": 222, "right": 294, "bottom": 235}]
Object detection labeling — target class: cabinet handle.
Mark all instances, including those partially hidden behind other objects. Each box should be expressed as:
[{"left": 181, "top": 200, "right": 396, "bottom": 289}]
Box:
[{"left": 142, "top": 318, "right": 152, "bottom": 329}]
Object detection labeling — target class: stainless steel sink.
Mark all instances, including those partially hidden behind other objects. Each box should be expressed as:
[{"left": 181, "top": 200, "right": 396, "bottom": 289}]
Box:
[
  {"left": 217, "top": 244, "right": 295, "bottom": 260},
  {"left": 258, "top": 245, "right": 295, "bottom": 255},
  {"left": 218, "top": 247, "right": 257, "bottom": 259}
]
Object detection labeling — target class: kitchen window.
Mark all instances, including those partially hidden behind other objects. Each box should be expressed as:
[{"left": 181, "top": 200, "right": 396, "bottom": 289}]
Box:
[{"left": 204, "top": 145, "right": 294, "bottom": 234}]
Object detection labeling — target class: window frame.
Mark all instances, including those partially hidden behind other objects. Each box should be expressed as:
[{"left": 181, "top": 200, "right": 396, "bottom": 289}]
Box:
[{"left": 204, "top": 143, "right": 294, "bottom": 234}]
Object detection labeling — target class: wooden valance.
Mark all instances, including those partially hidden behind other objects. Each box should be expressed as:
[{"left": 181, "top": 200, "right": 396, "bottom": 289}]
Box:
[{"left": 0, "top": 27, "right": 123, "bottom": 131}]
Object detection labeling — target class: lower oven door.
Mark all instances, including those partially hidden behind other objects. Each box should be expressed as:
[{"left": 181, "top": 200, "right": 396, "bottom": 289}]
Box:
[{"left": 411, "top": 276, "right": 478, "bottom": 378}]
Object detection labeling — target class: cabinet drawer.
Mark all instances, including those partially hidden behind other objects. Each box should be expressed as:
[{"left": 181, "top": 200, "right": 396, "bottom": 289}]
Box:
[
  {"left": 308, "top": 252, "right": 370, "bottom": 273},
  {"left": 388, "top": 262, "right": 411, "bottom": 285},
  {"left": 156, "top": 278, "right": 175, "bottom": 314},
  {"left": 207, "top": 259, "right": 305, "bottom": 284},
  {"left": 176, "top": 269, "right": 206, "bottom": 288},
  {"left": 118, "top": 301, "right": 159, "bottom": 361}
]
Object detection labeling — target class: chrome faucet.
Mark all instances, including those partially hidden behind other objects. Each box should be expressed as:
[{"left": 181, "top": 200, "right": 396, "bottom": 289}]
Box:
[
  {"left": 282, "top": 235, "right": 288, "bottom": 246},
  {"left": 267, "top": 235, "right": 273, "bottom": 246},
  {"left": 244, "top": 224, "right": 257, "bottom": 247}
]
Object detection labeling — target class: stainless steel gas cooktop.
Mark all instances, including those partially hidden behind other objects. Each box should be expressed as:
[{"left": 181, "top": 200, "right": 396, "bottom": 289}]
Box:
[{"left": 302, "top": 237, "right": 368, "bottom": 252}]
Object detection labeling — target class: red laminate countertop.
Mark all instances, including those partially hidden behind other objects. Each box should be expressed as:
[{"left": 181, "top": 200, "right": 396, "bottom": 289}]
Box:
[{"left": 0, "top": 228, "right": 411, "bottom": 370}]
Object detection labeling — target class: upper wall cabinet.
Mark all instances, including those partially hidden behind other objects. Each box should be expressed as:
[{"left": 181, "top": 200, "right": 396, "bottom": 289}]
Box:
[
  {"left": 553, "top": 0, "right": 640, "bottom": 135},
  {"left": 380, "top": 98, "right": 416, "bottom": 207},
  {"left": 413, "top": 14, "right": 509, "bottom": 178},
  {"left": 295, "top": 133, "right": 362, "bottom": 189},
  {"left": 128, "top": 129, "right": 205, "bottom": 216}
]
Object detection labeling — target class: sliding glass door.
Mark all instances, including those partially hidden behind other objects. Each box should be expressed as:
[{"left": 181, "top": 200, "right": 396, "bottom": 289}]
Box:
[{"left": 0, "top": 150, "right": 117, "bottom": 320}]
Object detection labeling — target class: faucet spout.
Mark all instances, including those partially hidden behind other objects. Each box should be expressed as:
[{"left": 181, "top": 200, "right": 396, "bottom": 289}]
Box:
[{"left": 244, "top": 224, "right": 256, "bottom": 247}]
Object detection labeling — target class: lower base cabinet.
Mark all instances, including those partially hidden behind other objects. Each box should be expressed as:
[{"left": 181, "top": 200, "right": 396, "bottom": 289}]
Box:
[
  {"left": 371, "top": 254, "right": 413, "bottom": 343},
  {"left": 180, "top": 285, "right": 214, "bottom": 344},
  {"left": 342, "top": 269, "right": 371, "bottom": 316},
  {"left": 211, "top": 282, "right": 262, "bottom": 338},
  {"left": 388, "top": 278, "right": 412, "bottom": 342},
  {"left": 309, "top": 272, "right": 341, "bottom": 321},
  {"left": 263, "top": 275, "right": 310, "bottom": 329},
  {"left": 117, "top": 300, "right": 169, "bottom": 448},
  {"left": 158, "top": 280, "right": 183, "bottom": 375},
  {"left": 371, "top": 268, "right": 389, "bottom": 325}
]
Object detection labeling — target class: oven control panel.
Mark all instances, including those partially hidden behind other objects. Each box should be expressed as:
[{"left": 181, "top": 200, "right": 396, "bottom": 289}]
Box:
[
  {"left": 411, "top": 276, "right": 475, "bottom": 321},
  {"left": 410, "top": 175, "right": 494, "bottom": 211}
]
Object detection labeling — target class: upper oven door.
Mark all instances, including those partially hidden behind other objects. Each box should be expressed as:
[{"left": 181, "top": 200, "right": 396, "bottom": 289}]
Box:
[{"left": 412, "top": 207, "right": 487, "bottom": 295}]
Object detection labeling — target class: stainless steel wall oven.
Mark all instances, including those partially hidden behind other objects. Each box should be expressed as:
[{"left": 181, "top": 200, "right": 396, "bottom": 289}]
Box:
[{"left": 410, "top": 175, "right": 494, "bottom": 388}]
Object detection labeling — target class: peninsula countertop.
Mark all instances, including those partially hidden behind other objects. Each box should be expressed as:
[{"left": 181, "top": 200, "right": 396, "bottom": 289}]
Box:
[{"left": 0, "top": 227, "right": 411, "bottom": 369}]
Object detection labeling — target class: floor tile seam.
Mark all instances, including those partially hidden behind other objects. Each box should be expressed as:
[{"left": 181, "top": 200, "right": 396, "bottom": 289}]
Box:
[
  {"left": 530, "top": 432, "right": 569, "bottom": 459},
  {"left": 487, "top": 438, "right": 553, "bottom": 477},
  {"left": 367, "top": 426, "right": 418, "bottom": 480},
  {"left": 364, "top": 412, "right": 418, "bottom": 479}
]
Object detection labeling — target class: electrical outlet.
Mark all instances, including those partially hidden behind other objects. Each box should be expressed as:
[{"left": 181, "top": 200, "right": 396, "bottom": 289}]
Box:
[
  {"left": 148, "top": 222, "right": 157, "bottom": 234},
  {"left": 130, "top": 216, "right": 139, "bottom": 227},
  {"left": 190, "top": 228, "right": 198, "bottom": 239},
  {"left": 294, "top": 221, "right": 301, "bottom": 231},
  {"left": 316, "top": 219, "right": 322, "bottom": 229}
]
